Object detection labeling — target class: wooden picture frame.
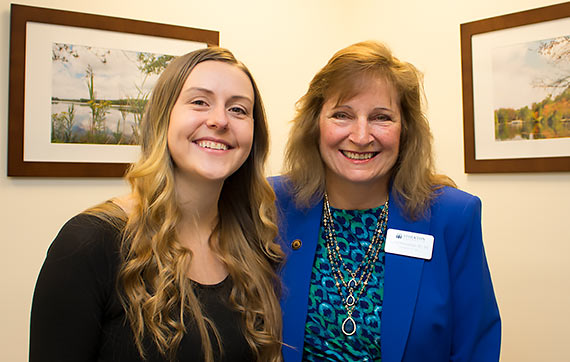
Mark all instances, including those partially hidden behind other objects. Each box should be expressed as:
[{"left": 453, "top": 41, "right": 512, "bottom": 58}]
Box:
[
  {"left": 460, "top": 2, "right": 570, "bottom": 173},
  {"left": 8, "top": 4, "right": 219, "bottom": 177}
]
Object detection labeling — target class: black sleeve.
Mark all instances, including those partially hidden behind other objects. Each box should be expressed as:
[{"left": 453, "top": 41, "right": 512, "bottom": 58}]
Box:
[{"left": 30, "top": 214, "right": 120, "bottom": 362}]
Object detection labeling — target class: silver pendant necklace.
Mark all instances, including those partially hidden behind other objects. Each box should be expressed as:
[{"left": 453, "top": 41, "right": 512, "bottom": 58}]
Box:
[{"left": 323, "top": 193, "right": 389, "bottom": 336}]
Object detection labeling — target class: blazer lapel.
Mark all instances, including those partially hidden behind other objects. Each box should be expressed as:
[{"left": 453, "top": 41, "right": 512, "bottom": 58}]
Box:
[
  {"left": 381, "top": 194, "right": 431, "bottom": 362},
  {"left": 280, "top": 198, "right": 324, "bottom": 360}
]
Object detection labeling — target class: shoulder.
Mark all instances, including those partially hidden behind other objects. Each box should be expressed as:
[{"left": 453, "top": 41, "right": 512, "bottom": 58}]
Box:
[
  {"left": 35, "top": 213, "right": 122, "bottom": 306},
  {"left": 268, "top": 175, "right": 296, "bottom": 209},
  {"left": 416, "top": 186, "right": 483, "bottom": 235},
  {"left": 46, "top": 213, "right": 122, "bottom": 263},
  {"left": 268, "top": 175, "right": 291, "bottom": 197},
  {"left": 430, "top": 186, "right": 481, "bottom": 214},
  {"left": 427, "top": 187, "right": 483, "bottom": 248},
  {"left": 268, "top": 175, "right": 321, "bottom": 238}
]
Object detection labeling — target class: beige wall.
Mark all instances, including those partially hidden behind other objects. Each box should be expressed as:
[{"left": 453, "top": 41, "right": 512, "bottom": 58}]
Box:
[{"left": 1, "top": 0, "right": 568, "bottom": 360}]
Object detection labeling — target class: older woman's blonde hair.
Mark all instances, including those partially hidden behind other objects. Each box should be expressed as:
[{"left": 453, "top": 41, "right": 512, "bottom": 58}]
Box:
[
  {"left": 88, "top": 47, "right": 283, "bottom": 361},
  {"left": 284, "top": 40, "right": 454, "bottom": 220}
]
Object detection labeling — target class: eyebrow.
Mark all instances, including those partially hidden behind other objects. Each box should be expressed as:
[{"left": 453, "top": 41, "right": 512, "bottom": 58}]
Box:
[
  {"left": 333, "top": 104, "right": 396, "bottom": 113},
  {"left": 182, "top": 87, "right": 254, "bottom": 105}
]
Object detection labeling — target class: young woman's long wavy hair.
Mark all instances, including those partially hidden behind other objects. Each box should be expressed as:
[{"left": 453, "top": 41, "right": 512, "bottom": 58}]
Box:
[
  {"left": 284, "top": 40, "right": 455, "bottom": 220},
  {"left": 87, "top": 47, "right": 283, "bottom": 361}
]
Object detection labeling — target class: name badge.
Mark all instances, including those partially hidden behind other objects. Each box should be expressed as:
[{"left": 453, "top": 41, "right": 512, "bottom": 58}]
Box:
[{"left": 385, "top": 229, "right": 434, "bottom": 260}]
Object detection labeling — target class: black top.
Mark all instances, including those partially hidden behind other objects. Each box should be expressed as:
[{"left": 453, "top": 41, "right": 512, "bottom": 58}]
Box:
[{"left": 30, "top": 214, "right": 253, "bottom": 362}]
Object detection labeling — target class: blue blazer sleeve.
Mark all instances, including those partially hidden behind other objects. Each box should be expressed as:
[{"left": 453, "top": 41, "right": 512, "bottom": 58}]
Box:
[
  {"left": 383, "top": 187, "right": 501, "bottom": 362},
  {"left": 272, "top": 177, "right": 501, "bottom": 362},
  {"left": 441, "top": 191, "right": 501, "bottom": 361}
]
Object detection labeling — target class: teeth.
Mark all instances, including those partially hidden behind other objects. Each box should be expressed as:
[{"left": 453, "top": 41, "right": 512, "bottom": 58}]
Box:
[
  {"left": 342, "top": 150, "right": 376, "bottom": 160},
  {"left": 196, "top": 140, "right": 228, "bottom": 150}
]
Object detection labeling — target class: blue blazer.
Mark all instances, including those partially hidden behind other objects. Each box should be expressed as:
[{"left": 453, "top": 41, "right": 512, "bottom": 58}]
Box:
[{"left": 271, "top": 176, "right": 501, "bottom": 362}]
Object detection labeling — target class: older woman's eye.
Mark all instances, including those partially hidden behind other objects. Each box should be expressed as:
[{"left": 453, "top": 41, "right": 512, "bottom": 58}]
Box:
[
  {"left": 332, "top": 112, "right": 350, "bottom": 120},
  {"left": 372, "top": 114, "right": 391, "bottom": 122}
]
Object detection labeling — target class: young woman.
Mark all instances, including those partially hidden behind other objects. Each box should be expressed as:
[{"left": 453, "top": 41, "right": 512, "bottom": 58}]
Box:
[{"left": 30, "top": 47, "right": 283, "bottom": 362}]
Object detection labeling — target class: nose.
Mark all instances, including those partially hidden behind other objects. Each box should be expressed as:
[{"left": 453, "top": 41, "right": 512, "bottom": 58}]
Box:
[
  {"left": 206, "top": 106, "right": 229, "bottom": 130},
  {"left": 349, "top": 117, "right": 373, "bottom": 145}
]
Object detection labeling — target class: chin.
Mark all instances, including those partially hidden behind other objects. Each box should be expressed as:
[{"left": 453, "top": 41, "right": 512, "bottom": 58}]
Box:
[{"left": 343, "top": 174, "right": 390, "bottom": 186}]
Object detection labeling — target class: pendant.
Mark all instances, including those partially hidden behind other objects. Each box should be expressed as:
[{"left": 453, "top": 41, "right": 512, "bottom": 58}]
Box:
[
  {"left": 341, "top": 316, "right": 356, "bottom": 336},
  {"left": 348, "top": 278, "right": 357, "bottom": 289},
  {"left": 345, "top": 293, "right": 355, "bottom": 307}
]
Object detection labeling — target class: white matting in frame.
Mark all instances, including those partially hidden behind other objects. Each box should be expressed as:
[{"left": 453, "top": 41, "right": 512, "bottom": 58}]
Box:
[
  {"left": 24, "top": 21, "right": 206, "bottom": 163},
  {"left": 471, "top": 16, "right": 570, "bottom": 160}
]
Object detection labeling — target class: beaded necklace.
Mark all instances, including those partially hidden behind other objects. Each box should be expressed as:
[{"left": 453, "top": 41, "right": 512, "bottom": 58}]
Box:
[{"left": 323, "top": 193, "right": 389, "bottom": 336}]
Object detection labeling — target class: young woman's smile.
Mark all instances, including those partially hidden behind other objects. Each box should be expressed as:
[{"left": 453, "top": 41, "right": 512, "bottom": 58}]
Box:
[{"left": 167, "top": 60, "right": 254, "bottom": 183}]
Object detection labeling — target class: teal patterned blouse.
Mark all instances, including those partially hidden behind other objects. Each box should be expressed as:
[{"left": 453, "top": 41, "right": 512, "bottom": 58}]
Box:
[{"left": 302, "top": 205, "right": 387, "bottom": 361}]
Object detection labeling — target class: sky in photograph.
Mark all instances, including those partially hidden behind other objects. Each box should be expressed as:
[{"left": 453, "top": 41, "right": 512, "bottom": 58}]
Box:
[
  {"left": 492, "top": 36, "right": 569, "bottom": 110},
  {"left": 51, "top": 43, "right": 165, "bottom": 100}
]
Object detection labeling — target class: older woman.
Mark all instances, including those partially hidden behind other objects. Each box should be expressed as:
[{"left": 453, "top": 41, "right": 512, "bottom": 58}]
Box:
[{"left": 272, "top": 41, "right": 500, "bottom": 361}]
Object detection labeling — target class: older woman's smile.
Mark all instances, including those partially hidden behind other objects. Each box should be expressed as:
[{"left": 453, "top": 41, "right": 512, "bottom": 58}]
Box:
[{"left": 340, "top": 150, "right": 379, "bottom": 160}]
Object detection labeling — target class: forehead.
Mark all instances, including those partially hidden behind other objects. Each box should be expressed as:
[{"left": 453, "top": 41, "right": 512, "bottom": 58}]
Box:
[
  {"left": 182, "top": 60, "right": 254, "bottom": 96},
  {"left": 325, "top": 75, "right": 400, "bottom": 107}
]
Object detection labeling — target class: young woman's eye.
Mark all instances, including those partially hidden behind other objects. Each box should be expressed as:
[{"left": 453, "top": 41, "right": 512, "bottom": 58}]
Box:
[
  {"left": 229, "top": 106, "right": 247, "bottom": 116},
  {"left": 190, "top": 99, "right": 208, "bottom": 107}
]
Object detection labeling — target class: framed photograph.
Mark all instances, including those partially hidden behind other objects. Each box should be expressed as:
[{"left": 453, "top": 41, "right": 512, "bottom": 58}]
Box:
[
  {"left": 460, "top": 2, "right": 570, "bottom": 173},
  {"left": 8, "top": 4, "right": 219, "bottom": 177}
]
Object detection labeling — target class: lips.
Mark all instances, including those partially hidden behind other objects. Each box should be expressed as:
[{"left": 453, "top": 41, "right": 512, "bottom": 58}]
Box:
[
  {"left": 341, "top": 150, "right": 378, "bottom": 160},
  {"left": 195, "top": 140, "right": 230, "bottom": 151}
]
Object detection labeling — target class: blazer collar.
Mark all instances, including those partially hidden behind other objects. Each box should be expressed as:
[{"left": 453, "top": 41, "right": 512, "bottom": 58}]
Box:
[{"left": 381, "top": 188, "right": 431, "bottom": 362}]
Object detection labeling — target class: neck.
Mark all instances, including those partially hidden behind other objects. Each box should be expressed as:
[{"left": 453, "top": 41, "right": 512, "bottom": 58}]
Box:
[
  {"left": 325, "top": 174, "right": 390, "bottom": 210},
  {"left": 173, "top": 170, "right": 229, "bottom": 285},
  {"left": 173, "top": 169, "right": 224, "bottom": 247}
]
